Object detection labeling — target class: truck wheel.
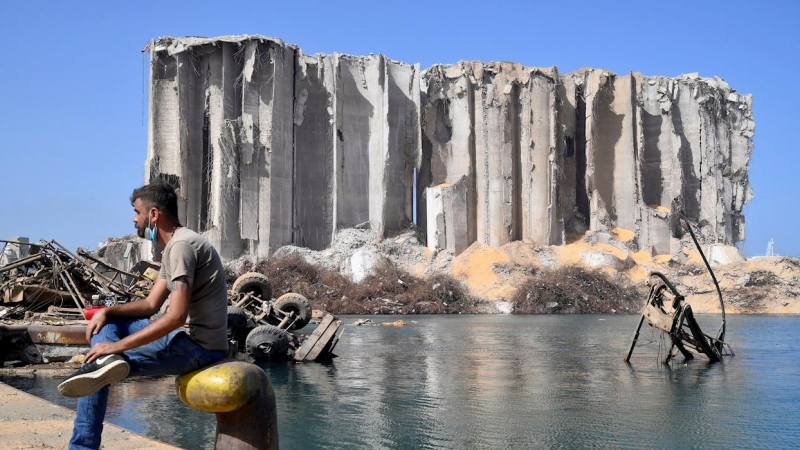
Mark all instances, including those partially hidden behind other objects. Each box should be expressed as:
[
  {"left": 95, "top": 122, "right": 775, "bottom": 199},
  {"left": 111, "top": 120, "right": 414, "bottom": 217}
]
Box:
[
  {"left": 274, "top": 293, "right": 313, "bottom": 330},
  {"left": 246, "top": 325, "right": 290, "bottom": 360},
  {"left": 227, "top": 305, "right": 248, "bottom": 330},
  {"left": 232, "top": 272, "right": 272, "bottom": 300}
]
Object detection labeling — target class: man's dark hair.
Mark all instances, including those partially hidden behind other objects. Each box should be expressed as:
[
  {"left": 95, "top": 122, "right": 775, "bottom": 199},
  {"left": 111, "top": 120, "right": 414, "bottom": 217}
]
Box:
[{"left": 130, "top": 183, "right": 181, "bottom": 222}]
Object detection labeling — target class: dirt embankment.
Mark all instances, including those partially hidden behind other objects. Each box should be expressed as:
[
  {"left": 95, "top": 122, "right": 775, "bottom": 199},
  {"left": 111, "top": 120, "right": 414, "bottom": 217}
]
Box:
[{"left": 225, "top": 228, "right": 800, "bottom": 316}]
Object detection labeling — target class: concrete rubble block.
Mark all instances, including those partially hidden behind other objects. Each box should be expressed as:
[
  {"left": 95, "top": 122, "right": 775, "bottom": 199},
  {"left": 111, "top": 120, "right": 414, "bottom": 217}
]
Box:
[
  {"left": 350, "top": 247, "right": 388, "bottom": 283},
  {"left": 639, "top": 205, "right": 675, "bottom": 256},
  {"left": 96, "top": 236, "right": 141, "bottom": 271},
  {"left": 708, "top": 244, "right": 745, "bottom": 266},
  {"left": 579, "top": 249, "right": 635, "bottom": 271},
  {"left": 494, "top": 300, "right": 514, "bottom": 314},
  {"left": 426, "top": 176, "right": 472, "bottom": 255},
  {"left": 294, "top": 52, "right": 336, "bottom": 250}
]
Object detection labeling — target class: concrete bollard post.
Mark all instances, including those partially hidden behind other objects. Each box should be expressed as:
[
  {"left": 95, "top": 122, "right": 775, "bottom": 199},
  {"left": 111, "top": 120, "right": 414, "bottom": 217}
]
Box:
[{"left": 176, "top": 360, "right": 279, "bottom": 450}]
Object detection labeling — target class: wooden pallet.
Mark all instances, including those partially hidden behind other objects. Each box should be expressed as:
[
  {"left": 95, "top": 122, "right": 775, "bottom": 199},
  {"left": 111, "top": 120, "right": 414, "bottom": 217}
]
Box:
[{"left": 293, "top": 314, "right": 342, "bottom": 362}]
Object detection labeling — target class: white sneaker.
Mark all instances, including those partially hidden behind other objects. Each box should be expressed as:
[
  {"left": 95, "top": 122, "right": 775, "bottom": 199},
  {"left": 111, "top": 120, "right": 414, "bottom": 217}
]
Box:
[{"left": 58, "top": 354, "right": 130, "bottom": 397}]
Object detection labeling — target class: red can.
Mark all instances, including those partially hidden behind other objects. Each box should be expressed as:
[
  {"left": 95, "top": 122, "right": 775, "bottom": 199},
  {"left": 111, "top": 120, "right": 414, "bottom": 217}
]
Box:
[{"left": 83, "top": 305, "right": 105, "bottom": 320}]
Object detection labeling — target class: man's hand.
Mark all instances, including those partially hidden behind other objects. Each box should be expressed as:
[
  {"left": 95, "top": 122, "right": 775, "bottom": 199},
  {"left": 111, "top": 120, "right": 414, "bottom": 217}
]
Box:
[
  {"left": 85, "top": 308, "right": 109, "bottom": 342},
  {"left": 84, "top": 341, "right": 123, "bottom": 364}
]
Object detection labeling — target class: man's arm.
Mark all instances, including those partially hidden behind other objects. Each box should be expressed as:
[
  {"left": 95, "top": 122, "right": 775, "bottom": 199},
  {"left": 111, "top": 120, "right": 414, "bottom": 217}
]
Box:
[
  {"left": 84, "top": 277, "right": 170, "bottom": 340},
  {"left": 84, "top": 276, "right": 193, "bottom": 363}
]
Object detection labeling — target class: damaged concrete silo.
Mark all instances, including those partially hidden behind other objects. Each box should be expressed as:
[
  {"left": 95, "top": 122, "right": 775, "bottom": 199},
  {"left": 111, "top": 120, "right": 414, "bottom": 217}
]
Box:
[
  {"left": 144, "top": 35, "right": 753, "bottom": 260},
  {"left": 145, "top": 35, "right": 421, "bottom": 259}
]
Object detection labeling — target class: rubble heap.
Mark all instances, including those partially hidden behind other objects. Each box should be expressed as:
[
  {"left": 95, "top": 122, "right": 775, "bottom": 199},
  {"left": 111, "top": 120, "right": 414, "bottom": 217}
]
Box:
[{"left": 144, "top": 35, "right": 754, "bottom": 260}]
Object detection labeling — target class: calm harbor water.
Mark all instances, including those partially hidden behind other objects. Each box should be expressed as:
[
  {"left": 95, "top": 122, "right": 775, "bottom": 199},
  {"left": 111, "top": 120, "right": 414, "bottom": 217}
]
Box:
[{"left": 3, "top": 314, "right": 800, "bottom": 449}]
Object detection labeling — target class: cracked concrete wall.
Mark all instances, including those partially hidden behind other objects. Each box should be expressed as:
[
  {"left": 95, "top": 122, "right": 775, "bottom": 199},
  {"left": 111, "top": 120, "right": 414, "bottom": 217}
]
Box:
[
  {"left": 145, "top": 35, "right": 753, "bottom": 260},
  {"left": 421, "top": 62, "right": 563, "bottom": 249},
  {"left": 294, "top": 52, "right": 335, "bottom": 251},
  {"left": 146, "top": 36, "right": 420, "bottom": 258}
]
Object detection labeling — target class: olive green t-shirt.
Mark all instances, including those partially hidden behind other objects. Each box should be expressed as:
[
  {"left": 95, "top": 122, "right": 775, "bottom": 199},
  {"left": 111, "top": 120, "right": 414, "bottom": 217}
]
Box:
[{"left": 158, "top": 228, "right": 228, "bottom": 351}]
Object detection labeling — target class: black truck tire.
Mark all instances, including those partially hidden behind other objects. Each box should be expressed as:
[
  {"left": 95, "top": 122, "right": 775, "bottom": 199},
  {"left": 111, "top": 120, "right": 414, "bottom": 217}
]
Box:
[
  {"left": 246, "top": 325, "right": 291, "bottom": 361},
  {"left": 227, "top": 305, "right": 248, "bottom": 330},
  {"left": 231, "top": 272, "right": 272, "bottom": 300},
  {"left": 274, "top": 293, "right": 313, "bottom": 330}
]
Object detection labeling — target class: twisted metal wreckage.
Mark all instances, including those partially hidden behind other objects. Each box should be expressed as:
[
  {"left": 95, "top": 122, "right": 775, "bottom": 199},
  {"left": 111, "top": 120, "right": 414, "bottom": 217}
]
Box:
[
  {"left": 624, "top": 218, "right": 735, "bottom": 364},
  {"left": 0, "top": 239, "right": 342, "bottom": 366}
]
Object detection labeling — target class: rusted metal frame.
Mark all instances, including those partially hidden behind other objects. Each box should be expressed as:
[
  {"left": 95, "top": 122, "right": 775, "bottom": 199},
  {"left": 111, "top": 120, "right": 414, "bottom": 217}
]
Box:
[
  {"left": 55, "top": 272, "right": 85, "bottom": 310},
  {"left": 669, "top": 307, "right": 695, "bottom": 361},
  {"left": 71, "top": 253, "right": 141, "bottom": 302},
  {"left": 16, "top": 285, "right": 73, "bottom": 301},
  {"left": 276, "top": 310, "right": 297, "bottom": 330},
  {"left": 623, "top": 315, "right": 646, "bottom": 362},
  {"left": 47, "top": 306, "right": 84, "bottom": 316},
  {"left": 52, "top": 241, "right": 131, "bottom": 299},
  {"left": 682, "top": 304, "right": 722, "bottom": 362},
  {"left": 50, "top": 256, "right": 86, "bottom": 310},
  {"left": 0, "top": 253, "right": 45, "bottom": 274},
  {"left": 232, "top": 292, "right": 255, "bottom": 308},
  {"left": 253, "top": 302, "right": 272, "bottom": 323},
  {"left": 27, "top": 324, "right": 89, "bottom": 345},
  {"left": 681, "top": 218, "right": 726, "bottom": 347},
  {"left": 76, "top": 248, "right": 145, "bottom": 289}
]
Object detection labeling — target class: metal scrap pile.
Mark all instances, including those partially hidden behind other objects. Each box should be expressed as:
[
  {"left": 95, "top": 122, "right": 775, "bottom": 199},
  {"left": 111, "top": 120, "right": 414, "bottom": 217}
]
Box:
[
  {"left": 0, "top": 239, "right": 154, "bottom": 322},
  {"left": 1, "top": 239, "right": 342, "bottom": 364}
]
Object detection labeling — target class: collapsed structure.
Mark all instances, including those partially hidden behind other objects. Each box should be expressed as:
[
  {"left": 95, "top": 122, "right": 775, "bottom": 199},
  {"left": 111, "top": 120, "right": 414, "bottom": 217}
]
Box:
[{"left": 144, "top": 35, "right": 754, "bottom": 260}]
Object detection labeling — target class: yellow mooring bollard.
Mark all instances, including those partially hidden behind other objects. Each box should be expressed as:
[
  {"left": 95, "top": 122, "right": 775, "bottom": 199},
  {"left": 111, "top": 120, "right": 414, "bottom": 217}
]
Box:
[{"left": 176, "top": 361, "right": 278, "bottom": 450}]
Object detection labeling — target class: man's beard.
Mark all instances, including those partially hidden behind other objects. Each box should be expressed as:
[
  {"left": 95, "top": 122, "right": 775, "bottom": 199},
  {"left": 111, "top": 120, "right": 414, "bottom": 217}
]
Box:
[{"left": 135, "top": 222, "right": 146, "bottom": 239}]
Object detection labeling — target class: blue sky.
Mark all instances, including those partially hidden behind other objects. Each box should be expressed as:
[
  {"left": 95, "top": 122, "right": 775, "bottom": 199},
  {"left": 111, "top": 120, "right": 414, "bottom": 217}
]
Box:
[{"left": 0, "top": 0, "right": 797, "bottom": 258}]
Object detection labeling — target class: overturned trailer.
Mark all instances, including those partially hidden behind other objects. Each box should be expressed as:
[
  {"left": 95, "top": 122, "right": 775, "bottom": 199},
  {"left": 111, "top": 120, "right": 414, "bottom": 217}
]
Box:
[
  {"left": 226, "top": 272, "right": 343, "bottom": 362},
  {"left": 624, "top": 219, "right": 734, "bottom": 364}
]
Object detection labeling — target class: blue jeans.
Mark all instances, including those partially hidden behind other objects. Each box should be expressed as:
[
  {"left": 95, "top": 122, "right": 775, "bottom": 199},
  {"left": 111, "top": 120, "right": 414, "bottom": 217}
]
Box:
[{"left": 68, "top": 317, "right": 225, "bottom": 450}]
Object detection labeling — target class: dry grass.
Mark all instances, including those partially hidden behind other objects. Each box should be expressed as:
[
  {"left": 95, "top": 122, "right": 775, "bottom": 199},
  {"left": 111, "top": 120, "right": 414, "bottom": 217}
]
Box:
[
  {"left": 227, "top": 253, "right": 479, "bottom": 314},
  {"left": 511, "top": 266, "right": 644, "bottom": 314}
]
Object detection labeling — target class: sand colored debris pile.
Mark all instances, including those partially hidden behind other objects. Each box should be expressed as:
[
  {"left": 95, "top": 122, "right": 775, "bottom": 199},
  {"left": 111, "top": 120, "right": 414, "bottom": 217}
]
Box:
[{"left": 144, "top": 35, "right": 754, "bottom": 261}]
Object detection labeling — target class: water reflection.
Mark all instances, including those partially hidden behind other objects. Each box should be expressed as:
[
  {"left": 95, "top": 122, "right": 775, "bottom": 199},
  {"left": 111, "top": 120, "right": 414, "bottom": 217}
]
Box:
[{"left": 2, "top": 315, "right": 799, "bottom": 449}]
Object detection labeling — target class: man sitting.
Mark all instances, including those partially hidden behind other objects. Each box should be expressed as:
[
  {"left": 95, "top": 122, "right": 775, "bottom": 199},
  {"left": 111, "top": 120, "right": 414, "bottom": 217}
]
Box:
[{"left": 59, "top": 183, "right": 228, "bottom": 449}]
